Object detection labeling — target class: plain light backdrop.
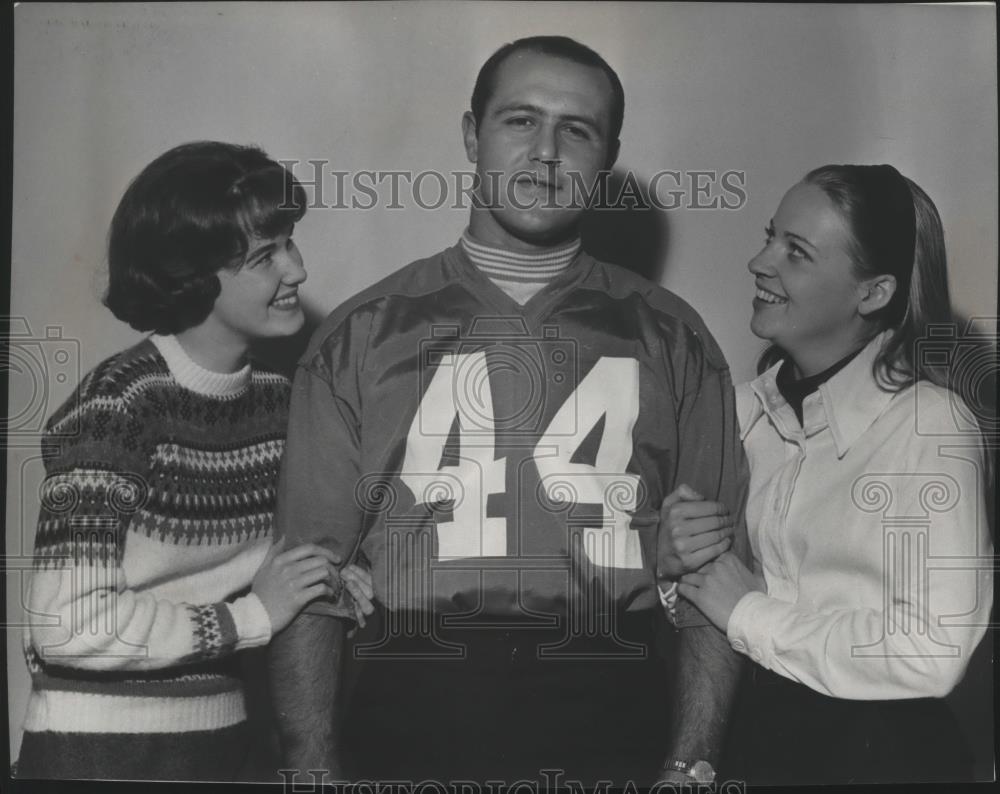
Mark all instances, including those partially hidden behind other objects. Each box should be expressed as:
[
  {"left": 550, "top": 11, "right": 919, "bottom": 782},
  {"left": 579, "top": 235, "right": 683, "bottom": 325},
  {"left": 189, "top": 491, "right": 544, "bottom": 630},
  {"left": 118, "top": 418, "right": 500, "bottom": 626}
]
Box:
[{"left": 7, "top": 2, "right": 997, "bottom": 758}]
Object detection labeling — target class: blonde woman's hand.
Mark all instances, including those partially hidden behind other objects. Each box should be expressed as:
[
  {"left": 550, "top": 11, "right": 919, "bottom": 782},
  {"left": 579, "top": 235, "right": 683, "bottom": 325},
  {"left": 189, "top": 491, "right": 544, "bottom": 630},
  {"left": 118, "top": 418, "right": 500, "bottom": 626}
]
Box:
[
  {"left": 678, "top": 550, "right": 765, "bottom": 633},
  {"left": 632, "top": 483, "right": 734, "bottom": 578}
]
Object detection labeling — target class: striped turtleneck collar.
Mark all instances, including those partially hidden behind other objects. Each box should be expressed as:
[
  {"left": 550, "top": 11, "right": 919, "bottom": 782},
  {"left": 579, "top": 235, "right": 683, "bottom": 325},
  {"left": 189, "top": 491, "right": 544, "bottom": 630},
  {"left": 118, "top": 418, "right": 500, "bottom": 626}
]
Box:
[
  {"left": 460, "top": 230, "right": 581, "bottom": 305},
  {"left": 460, "top": 229, "right": 581, "bottom": 284},
  {"left": 150, "top": 334, "right": 252, "bottom": 398}
]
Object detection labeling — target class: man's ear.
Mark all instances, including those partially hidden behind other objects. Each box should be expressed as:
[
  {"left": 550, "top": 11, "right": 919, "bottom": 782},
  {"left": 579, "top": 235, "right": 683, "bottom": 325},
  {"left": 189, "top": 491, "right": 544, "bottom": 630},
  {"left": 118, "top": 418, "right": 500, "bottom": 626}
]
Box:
[
  {"left": 462, "top": 111, "right": 478, "bottom": 164},
  {"left": 858, "top": 274, "right": 897, "bottom": 317},
  {"left": 605, "top": 138, "right": 620, "bottom": 171}
]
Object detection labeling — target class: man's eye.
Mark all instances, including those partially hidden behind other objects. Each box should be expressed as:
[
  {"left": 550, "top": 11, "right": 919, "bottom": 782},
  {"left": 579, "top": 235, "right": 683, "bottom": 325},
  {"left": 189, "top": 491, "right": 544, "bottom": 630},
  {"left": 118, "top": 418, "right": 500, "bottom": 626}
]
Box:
[
  {"left": 507, "top": 117, "right": 533, "bottom": 128},
  {"left": 564, "top": 126, "right": 590, "bottom": 140},
  {"left": 788, "top": 245, "right": 809, "bottom": 261}
]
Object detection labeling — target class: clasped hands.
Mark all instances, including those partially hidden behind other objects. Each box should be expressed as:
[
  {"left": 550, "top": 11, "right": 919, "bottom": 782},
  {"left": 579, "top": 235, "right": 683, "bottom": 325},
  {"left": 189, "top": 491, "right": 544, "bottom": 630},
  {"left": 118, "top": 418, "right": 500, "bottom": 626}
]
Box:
[
  {"left": 253, "top": 537, "right": 377, "bottom": 633},
  {"left": 633, "top": 484, "right": 765, "bottom": 632},
  {"left": 271, "top": 481, "right": 761, "bottom": 635}
]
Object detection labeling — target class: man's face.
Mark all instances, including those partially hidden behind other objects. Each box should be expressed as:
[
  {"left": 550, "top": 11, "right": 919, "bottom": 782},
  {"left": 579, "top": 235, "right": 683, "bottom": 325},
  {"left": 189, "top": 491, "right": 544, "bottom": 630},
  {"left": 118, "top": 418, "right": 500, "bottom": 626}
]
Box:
[{"left": 463, "top": 50, "right": 619, "bottom": 251}]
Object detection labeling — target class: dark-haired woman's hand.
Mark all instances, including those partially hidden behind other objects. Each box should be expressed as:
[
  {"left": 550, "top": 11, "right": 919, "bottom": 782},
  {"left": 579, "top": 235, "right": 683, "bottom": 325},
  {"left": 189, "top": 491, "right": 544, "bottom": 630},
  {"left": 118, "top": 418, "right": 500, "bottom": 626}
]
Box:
[
  {"left": 340, "top": 562, "right": 375, "bottom": 628},
  {"left": 252, "top": 538, "right": 343, "bottom": 634}
]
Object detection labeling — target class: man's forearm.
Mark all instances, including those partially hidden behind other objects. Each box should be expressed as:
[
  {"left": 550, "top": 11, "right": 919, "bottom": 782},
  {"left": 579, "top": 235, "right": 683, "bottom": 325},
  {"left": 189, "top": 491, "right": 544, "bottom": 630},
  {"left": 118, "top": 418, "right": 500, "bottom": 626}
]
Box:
[
  {"left": 268, "top": 612, "right": 346, "bottom": 775},
  {"left": 667, "top": 624, "right": 743, "bottom": 764}
]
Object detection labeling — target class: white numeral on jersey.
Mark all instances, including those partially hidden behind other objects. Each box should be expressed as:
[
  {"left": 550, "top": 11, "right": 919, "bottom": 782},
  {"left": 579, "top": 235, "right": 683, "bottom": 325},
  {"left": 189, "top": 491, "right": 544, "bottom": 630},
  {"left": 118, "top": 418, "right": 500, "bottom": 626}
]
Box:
[
  {"left": 401, "top": 354, "right": 641, "bottom": 569},
  {"left": 400, "top": 352, "right": 507, "bottom": 560},
  {"left": 534, "top": 357, "right": 643, "bottom": 569}
]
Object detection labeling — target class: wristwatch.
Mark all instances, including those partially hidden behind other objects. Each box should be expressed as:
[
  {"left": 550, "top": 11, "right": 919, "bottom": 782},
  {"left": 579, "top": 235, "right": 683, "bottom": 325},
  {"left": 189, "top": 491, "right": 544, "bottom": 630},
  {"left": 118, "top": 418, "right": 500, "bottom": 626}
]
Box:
[{"left": 662, "top": 759, "right": 716, "bottom": 783}]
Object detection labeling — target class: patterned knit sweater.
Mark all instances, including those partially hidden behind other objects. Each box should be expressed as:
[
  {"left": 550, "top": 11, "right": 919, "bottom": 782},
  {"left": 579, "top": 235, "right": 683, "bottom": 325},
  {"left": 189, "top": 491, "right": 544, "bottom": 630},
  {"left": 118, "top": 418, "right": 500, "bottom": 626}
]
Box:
[{"left": 22, "top": 335, "right": 287, "bottom": 735}]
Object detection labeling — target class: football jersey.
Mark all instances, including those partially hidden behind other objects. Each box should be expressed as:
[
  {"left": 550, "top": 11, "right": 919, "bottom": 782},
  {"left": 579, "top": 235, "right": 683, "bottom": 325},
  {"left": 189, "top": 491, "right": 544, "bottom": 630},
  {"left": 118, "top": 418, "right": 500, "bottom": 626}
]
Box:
[{"left": 276, "top": 242, "right": 748, "bottom": 627}]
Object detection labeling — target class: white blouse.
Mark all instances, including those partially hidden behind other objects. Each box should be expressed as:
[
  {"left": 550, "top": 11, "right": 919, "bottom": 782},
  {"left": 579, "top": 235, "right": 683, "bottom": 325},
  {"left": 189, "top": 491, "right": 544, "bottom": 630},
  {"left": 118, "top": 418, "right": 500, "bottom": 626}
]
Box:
[{"left": 726, "top": 333, "right": 993, "bottom": 699}]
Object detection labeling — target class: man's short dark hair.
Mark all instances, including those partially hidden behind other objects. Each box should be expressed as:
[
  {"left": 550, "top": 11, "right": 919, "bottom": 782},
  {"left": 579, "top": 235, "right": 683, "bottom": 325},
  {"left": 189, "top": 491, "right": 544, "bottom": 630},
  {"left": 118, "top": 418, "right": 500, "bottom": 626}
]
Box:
[
  {"left": 470, "top": 35, "right": 625, "bottom": 143},
  {"left": 104, "top": 141, "right": 306, "bottom": 335}
]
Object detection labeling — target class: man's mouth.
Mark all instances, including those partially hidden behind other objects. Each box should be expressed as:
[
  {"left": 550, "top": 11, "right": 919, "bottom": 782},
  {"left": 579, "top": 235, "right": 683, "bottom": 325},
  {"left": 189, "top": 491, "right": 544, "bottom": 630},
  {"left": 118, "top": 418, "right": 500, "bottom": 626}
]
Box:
[{"left": 517, "top": 174, "right": 559, "bottom": 191}]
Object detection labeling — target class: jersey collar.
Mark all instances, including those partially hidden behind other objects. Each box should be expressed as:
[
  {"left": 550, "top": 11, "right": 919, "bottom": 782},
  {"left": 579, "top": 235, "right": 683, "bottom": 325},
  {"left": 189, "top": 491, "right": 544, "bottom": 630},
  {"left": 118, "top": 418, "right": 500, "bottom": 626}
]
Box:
[{"left": 444, "top": 238, "right": 596, "bottom": 323}]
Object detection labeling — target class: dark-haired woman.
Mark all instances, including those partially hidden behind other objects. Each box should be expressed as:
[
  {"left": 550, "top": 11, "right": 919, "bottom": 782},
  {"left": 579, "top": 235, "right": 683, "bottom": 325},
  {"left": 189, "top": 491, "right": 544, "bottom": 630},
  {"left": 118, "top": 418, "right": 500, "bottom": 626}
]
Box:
[
  {"left": 670, "top": 165, "right": 992, "bottom": 784},
  {"left": 17, "top": 142, "right": 373, "bottom": 782}
]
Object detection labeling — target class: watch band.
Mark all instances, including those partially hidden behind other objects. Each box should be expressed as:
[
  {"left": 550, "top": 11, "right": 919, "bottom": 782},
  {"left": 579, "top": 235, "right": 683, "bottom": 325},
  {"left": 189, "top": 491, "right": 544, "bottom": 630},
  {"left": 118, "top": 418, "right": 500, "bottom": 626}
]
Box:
[{"left": 662, "top": 758, "right": 716, "bottom": 783}]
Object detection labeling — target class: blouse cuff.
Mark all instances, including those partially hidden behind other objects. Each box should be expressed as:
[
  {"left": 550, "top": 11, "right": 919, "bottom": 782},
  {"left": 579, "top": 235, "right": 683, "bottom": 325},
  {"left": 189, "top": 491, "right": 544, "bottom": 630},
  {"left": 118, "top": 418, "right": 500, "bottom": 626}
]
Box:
[{"left": 726, "top": 590, "right": 783, "bottom": 667}]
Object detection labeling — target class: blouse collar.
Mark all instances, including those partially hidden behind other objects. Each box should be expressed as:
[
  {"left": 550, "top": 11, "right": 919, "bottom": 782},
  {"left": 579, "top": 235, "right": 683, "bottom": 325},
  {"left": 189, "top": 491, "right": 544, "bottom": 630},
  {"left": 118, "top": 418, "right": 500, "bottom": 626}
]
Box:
[{"left": 745, "top": 331, "right": 896, "bottom": 457}]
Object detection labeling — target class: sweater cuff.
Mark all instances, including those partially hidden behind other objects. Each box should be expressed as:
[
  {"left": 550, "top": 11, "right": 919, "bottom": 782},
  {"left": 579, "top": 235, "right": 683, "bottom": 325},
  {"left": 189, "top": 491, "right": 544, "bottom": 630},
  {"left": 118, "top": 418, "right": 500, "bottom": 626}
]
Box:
[
  {"left": 726, "top": 590, "right": 782, "bottom": 666},
  {"left": 227, "top": 593, "right": 273, "bottom": 648}
]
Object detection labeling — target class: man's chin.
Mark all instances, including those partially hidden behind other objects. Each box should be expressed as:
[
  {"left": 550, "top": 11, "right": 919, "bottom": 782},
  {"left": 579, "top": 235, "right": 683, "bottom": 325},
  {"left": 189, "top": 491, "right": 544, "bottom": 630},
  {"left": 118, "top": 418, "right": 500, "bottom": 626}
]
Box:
[{"left": 497, "top": 209, "right": 583, "bottom": 247}]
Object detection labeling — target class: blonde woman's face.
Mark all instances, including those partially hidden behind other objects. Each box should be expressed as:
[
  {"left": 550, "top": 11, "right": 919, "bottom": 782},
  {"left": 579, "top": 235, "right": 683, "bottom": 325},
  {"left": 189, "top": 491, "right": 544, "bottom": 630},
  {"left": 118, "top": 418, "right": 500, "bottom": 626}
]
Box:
[{"left": 747, "top": 181, "right": 870, "bottom": 374}]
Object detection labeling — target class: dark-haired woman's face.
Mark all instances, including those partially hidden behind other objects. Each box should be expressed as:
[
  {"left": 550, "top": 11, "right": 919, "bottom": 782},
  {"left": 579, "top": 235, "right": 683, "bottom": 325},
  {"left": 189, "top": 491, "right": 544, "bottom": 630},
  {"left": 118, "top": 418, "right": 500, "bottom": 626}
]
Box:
[
  {"left": 208, "top": 227, "right": 307, "bottom": 345},
  {"left": 747, "top": 182, "right": 869, "bottom": 375}
]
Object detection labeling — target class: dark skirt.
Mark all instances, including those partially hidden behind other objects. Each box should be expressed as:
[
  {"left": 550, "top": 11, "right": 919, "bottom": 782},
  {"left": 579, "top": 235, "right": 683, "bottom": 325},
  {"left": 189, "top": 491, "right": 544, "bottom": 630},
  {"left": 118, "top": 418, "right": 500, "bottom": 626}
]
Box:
[
  {"left": 342, "top": 611, "right": 669, "bottom": 785},
  {"left": 16, "top": 721, "right": 253, "bottom": 782},
  {"left": 721, "top": 666, "right": 974, "bottom": 785}
]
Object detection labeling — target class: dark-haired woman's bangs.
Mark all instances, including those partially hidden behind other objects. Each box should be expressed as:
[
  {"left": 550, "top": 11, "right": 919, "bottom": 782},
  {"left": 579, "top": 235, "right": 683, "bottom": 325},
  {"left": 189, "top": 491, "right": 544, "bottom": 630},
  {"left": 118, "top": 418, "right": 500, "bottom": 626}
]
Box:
[{"left": 235, "top": 166, "right": 307, "bottom": 240}]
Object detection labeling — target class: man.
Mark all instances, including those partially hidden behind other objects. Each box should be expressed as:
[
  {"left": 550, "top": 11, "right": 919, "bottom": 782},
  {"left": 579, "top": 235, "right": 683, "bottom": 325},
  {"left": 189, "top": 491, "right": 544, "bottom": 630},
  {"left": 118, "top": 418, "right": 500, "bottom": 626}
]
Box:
[{"left": 270, "top": 36, "right": 747, "bottom": 787}]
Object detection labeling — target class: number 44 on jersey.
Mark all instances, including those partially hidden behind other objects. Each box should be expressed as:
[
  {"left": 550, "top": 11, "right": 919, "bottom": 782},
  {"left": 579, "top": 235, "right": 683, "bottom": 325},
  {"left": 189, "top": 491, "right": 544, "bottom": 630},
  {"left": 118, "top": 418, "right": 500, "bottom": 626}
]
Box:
[{"left": 400, "top": 354, "right": 644, "bottom": 570}]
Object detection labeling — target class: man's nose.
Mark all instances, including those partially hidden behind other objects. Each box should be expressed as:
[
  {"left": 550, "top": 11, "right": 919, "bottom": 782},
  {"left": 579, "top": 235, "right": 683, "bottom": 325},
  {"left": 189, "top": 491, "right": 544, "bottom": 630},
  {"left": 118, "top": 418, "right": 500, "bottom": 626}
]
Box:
[{"left": 530, "top": 123, "right": 560, "bottom": 166}]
